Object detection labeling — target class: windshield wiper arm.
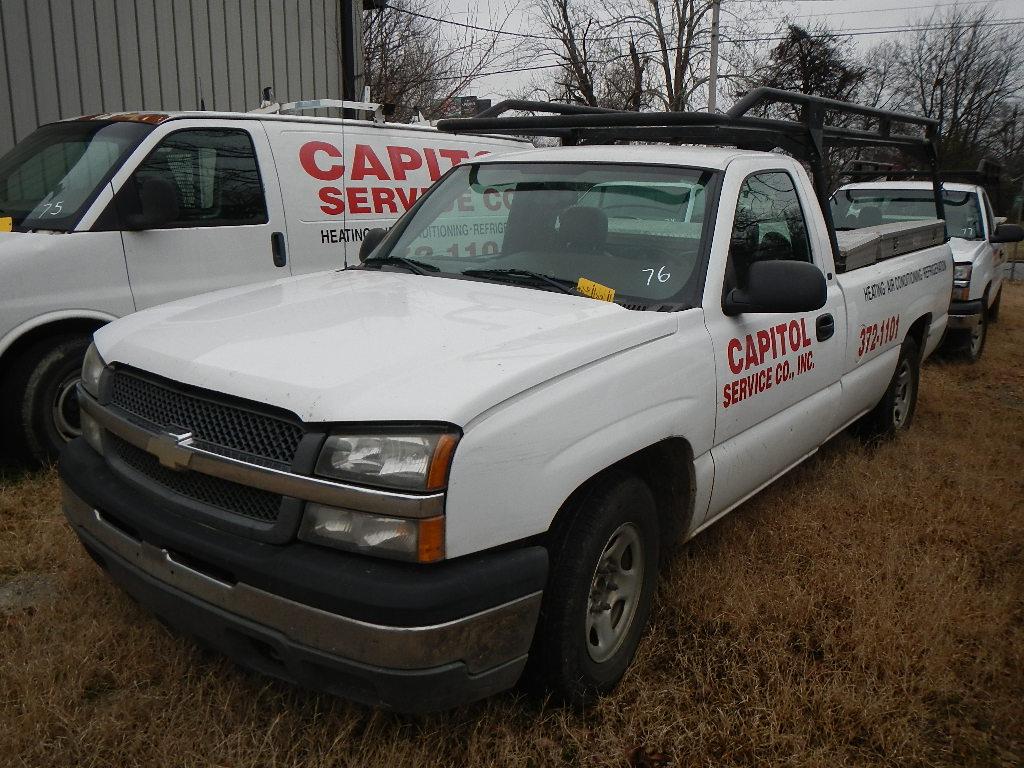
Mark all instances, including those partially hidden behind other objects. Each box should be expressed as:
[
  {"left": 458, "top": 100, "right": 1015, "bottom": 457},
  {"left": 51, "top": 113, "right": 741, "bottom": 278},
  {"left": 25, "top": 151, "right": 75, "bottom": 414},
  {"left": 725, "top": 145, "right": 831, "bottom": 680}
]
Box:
[
  {"left": 362, "top": 256, "right": 439, "bottom": 275},
  {"left": 461, "top": 268, "right": 577, "bottom": 294}
]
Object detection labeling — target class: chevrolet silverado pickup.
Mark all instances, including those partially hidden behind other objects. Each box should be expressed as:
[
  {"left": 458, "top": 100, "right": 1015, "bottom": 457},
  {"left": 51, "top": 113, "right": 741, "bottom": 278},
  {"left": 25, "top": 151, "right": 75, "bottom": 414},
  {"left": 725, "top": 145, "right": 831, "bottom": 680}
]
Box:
[
  {"left": 58, "top": 91, "right": 955, "bottom": 712},
  {"left": 832, "top": 180, "right": 1023, "bottom": 361}
]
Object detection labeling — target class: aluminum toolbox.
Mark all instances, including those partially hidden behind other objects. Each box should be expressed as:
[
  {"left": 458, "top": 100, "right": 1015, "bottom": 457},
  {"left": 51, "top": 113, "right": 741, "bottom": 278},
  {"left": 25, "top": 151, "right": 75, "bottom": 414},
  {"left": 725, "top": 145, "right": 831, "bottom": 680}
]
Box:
[{"left": 835, "top": 219, "right": 946, "bottom": 272}]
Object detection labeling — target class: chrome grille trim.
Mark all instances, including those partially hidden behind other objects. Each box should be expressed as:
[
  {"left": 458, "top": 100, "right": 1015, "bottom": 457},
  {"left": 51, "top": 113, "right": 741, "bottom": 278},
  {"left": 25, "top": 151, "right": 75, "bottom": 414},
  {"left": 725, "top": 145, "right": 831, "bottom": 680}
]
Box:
[
  {"left": 81, "top": 391, "right": 446, "bottom": 519},
  {"left": 110, "top": 370, "right": 303, "bottom": 467}
]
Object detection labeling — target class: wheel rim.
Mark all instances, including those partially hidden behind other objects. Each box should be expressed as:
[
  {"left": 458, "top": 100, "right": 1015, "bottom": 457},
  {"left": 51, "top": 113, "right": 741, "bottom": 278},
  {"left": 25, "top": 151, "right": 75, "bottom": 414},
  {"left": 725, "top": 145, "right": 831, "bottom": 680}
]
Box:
[
  {"left": 585, "top": 522, "right": 645, "bottom": 663},
  {"left": 891, "top": 359, "right": 914, "bottom": 428},
  {"left": 52, "top": 373, "right": 82, "bottom": 442},
  {"left": 969, "top": 319, "right": 985, "bottom": 357}
]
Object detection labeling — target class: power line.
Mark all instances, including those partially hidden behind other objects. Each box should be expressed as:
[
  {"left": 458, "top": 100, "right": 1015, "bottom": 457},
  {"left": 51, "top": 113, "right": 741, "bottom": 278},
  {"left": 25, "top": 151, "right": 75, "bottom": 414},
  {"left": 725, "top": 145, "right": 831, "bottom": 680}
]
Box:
[
  {"left": 388, "top": 4, "right": 1024, "bottom": 46},
  {"left": 414, "top": 17, "right": 1024, "bottom": 85}
]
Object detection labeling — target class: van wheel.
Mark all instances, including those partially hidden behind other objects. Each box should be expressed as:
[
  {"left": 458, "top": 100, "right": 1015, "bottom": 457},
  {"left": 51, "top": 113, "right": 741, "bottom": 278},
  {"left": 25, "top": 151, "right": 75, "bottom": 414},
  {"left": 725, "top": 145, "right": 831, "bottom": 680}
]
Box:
[
  {"left": 532, "top": 472, "right": 660, "bottom": 706},
  {"left": 7, "top": 335, "right": 91, "bottom": 464},
  {"left": 858, "top": 337, "right": 920, "bottom": 440}
]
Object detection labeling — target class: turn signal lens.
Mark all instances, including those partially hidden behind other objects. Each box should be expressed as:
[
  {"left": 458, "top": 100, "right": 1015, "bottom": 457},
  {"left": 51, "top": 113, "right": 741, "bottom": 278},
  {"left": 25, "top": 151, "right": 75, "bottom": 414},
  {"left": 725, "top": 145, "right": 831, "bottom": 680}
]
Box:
[{"left": 299, "top": 503, "right": 445, "bottom": 562}]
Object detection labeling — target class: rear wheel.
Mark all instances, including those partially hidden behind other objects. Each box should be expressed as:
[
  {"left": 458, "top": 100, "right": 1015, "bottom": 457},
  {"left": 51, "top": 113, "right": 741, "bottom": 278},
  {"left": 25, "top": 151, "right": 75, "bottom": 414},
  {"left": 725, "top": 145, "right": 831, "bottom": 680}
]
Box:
[
  {"left": 858, "top": 336, "right": 920, "bottom": 440},
  {"left": 532, "top": 472, "right": 660, "bottom": 706},
  {"left": 3, "top": 335, "right": 91, "bottom": 464}
]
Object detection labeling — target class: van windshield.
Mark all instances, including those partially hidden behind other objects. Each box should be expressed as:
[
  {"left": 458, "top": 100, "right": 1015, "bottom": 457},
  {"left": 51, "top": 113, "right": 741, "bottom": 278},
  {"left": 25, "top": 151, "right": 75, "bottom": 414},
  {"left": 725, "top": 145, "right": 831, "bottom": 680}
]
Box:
[
  {"left": 831, "top": 188, "right": 984, "bottom": 240},
  {"left": 0, "top": 121, "right": 154, "bottom": 232},
  {"left": 366, "top": 163, "right": 716, "bottom": 308}
]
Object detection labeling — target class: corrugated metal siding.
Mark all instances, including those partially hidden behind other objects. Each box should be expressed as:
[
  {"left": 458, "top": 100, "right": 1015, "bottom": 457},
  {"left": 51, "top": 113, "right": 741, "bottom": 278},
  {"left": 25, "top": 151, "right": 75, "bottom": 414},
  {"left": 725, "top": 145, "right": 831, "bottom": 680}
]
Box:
[{"left": 0, "top": 0, "right": 343, "bottom": 153}]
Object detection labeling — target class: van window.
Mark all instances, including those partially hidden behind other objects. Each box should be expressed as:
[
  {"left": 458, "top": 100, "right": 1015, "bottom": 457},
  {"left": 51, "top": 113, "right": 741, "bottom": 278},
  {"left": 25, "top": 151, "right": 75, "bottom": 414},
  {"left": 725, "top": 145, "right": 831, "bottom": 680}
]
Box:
[
  {"left": 129, "top": 129, "right": 267, "bottom": 227},
  {"left": 0, "top": 121, "right": 153, "bottom": 231},
  {"left": 728, "top": 171, "right": 811, "bottom": 289}
]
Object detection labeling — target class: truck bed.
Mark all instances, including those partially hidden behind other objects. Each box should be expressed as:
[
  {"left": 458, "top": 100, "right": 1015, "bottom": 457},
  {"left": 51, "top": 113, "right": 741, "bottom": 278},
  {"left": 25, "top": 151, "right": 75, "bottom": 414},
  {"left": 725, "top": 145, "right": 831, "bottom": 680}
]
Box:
[{"left": 836, "top": 219, "right": 946, "bottom": 272}]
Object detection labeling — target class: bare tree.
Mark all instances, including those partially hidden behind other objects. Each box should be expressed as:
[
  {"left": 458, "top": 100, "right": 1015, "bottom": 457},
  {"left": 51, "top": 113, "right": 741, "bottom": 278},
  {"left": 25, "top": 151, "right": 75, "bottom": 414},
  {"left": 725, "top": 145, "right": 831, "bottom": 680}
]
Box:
[
  {"left": 887, "top": 8, "right": 1024, "bottom": 167},
  {"left": 363, "top": 1, "right": 522, "bottom": 120}
]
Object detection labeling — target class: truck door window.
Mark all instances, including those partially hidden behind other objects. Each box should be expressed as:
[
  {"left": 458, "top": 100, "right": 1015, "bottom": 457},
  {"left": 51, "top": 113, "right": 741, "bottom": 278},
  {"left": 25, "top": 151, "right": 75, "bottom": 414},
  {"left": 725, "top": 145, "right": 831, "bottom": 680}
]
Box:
[
  {"left": 727, "top": 171, "right": 811, "bottom": 290},
  {"left": 128, "top": 129, "right": 267, "bottom": 228}
]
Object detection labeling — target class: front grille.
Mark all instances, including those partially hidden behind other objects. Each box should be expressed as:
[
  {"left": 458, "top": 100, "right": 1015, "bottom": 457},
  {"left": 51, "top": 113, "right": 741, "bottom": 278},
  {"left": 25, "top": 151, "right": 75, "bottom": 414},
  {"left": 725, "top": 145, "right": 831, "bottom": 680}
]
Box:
[
  {"left": 110, "top": 369, "right": 303, "bottom": 466},
  {"left": 109, "top": 434, "right": 283, "bottom": 523}
]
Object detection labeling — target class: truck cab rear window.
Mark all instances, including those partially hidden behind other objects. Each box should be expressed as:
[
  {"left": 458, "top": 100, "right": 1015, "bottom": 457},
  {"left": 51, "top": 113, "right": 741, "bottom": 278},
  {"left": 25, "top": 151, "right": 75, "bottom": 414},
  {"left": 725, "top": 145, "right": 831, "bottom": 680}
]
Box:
[
  {"left": 831, "top": 188, "right": 982, "bottom": 240},
  {"left": 129, "top": 129, "right": 268, "bottom": 228}
]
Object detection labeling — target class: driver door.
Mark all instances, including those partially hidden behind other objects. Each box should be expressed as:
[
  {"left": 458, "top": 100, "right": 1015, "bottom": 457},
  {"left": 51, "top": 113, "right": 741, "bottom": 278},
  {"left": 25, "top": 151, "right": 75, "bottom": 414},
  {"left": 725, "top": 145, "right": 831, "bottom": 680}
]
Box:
[{"left": 703, "top": 166, "right": 845, "bottom": 515}]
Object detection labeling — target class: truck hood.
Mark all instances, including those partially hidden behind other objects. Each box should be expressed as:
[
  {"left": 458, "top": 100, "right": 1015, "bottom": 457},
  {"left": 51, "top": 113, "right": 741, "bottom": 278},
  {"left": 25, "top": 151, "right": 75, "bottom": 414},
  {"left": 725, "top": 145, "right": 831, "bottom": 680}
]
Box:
[
  {"left": 947, "top": 237, "right": 988, "bottom": 264},
  {"left": 96, "top": 270, "right": 678, "bottom": 425}
]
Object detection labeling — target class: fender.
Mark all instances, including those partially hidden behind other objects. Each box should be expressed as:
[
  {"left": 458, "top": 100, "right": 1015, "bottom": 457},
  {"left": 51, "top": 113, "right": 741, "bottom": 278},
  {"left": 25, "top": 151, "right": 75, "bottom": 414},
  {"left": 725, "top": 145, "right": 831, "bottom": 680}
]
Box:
[{"left": 0, "top": 309, "right": 119, "bottom": 360}]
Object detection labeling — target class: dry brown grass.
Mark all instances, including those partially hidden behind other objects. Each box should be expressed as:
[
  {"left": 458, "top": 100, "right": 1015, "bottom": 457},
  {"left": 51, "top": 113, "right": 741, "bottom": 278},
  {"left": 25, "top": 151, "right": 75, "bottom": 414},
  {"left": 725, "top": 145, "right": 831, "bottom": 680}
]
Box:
[{"left": 2, "top": 286, "right": 1023, "bottom": 768}]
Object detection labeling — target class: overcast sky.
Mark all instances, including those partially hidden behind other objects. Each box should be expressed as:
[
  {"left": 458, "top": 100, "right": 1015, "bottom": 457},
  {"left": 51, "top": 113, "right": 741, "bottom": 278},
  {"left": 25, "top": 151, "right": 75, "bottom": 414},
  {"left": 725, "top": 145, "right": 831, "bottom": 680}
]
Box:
[{"left": 444, "top": 0, "right": 1022, "bottom": 103}]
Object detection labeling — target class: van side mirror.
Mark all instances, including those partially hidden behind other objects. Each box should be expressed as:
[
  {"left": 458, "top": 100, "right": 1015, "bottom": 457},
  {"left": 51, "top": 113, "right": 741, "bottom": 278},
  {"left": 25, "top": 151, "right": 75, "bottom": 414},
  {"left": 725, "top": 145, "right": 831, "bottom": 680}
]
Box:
[
  {"left": 359, "top": 228, "right": 387, "bottom": 262},
  {"left": 124, "top": 177, "right": 179, "bottom": 231},
  {"left": 724, "top": 260, "right": 827, "bottom": 315},
  {"left": 990, "top": 223, "right": 1023, "bottom": 243}
]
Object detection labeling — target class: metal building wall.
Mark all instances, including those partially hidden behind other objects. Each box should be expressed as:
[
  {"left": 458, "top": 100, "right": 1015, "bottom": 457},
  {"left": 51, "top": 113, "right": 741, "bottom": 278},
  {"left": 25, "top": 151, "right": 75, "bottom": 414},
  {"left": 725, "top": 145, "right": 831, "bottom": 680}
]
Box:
[{"left": 0, "top": 0, "right": 344, "bottom": 153}]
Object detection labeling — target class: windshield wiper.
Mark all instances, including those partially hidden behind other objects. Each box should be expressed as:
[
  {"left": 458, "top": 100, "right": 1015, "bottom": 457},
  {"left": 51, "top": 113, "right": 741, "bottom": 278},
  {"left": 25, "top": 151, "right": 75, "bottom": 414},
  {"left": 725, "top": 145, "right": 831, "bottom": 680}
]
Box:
[
  {"left": 461, "top": 268, "right": 577, "bottom": 294},
  {"left": 362, "top": 256, "right": 439, "bottom": 275}
]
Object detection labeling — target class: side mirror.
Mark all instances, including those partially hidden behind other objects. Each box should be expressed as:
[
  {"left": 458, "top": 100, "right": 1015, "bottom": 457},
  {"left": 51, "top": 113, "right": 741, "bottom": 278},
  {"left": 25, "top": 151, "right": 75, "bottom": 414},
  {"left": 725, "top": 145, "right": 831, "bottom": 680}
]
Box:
[
  {"left": 124, "top": 177, "right": 179, "bottom": 231},
  {"left": 990, "top": 223, "right": 1023, "bottom": 244},
  {"left": 724, "top": 260, "right": 827, "bottom": 315},
  {"left": 359, "top": 228, "right": 387, "bottom": 262}
]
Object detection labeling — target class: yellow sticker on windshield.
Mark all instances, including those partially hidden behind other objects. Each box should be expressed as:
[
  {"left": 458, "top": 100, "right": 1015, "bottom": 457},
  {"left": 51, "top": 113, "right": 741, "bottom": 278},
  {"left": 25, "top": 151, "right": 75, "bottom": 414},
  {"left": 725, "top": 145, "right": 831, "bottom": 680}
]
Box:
[
  {"left": 576, "top": 277, "right": 616, "bottom": 302},
  {"left": 0, "top": 217, "right": 11, "bottom": 232}
]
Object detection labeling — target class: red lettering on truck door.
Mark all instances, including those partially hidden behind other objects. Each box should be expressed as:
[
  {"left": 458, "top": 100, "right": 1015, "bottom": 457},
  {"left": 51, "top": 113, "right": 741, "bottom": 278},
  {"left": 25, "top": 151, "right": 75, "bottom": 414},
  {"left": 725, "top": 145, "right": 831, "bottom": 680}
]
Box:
[{"left": 299, "top": 141, "right": 344, "bottom": 181}]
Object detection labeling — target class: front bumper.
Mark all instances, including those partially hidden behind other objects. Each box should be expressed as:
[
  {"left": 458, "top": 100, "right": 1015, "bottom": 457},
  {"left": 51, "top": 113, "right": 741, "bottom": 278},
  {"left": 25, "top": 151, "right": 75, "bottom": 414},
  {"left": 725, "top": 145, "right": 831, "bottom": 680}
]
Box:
[
  {"left": 59, "top": 439, "right": 547, "bottom": 712},
  {"left": 947, "top": 299, "right": 984, "bottom": 330}
]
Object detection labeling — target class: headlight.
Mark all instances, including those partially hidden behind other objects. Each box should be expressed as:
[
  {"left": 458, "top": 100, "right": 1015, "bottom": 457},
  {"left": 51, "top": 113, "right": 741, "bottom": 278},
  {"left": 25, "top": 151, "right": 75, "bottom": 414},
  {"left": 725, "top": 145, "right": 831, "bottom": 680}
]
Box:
[
  {"left": 315, "top": 431, "right": 459, "bottom": 491},
  {"left": 953, "top": 263, "right": 972, "bottom": 281},
  {"left": 81, "top": 343, "right": 107, "bottom": 398},
  {"left": 299, "top": 503, "right": 444, "bottom": 562}
]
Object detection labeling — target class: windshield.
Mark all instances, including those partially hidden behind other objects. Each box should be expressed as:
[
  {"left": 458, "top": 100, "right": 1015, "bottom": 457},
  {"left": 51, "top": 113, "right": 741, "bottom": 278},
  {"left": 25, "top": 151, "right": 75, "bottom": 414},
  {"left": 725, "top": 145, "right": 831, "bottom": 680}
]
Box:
[
  {"left": 0, "top": 120, "right": 154, "bottom": 231},
  {"left": 367, "top": 163, "right": 716, "bottom": 308},
  {"left": 830, "top": 188, "right": 983, "bottom": 240}
]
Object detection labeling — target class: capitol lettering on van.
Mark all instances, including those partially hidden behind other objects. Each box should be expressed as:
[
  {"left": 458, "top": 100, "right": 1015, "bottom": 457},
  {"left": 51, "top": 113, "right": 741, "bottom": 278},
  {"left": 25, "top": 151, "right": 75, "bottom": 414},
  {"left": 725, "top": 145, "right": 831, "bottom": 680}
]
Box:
[{"left": 299, "top": 141, "right": 490, "bottom": 216}]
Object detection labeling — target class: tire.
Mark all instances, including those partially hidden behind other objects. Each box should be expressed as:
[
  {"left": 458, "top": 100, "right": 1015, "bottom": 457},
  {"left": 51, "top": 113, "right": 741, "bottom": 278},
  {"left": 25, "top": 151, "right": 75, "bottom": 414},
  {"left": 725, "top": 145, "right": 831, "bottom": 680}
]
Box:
[
  {"left": 988, "top": 288, "right": 1001, "bottom": 323},
  {"left": 958, "top": 295, "right": 988, "bottom": 362},
  {"left": 3, "top": 335, "right": 91, "bottom": 464},
  {"left": 531, "top": 472, "right": 660, "bottom": 706},
  {"left": 858, "top": 336, "right": 921, "bottom": 440}
]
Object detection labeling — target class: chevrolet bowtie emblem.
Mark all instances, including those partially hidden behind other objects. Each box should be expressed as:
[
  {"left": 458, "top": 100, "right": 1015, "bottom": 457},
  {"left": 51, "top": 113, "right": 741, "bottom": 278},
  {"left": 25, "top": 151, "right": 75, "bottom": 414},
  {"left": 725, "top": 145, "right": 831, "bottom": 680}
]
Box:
[{"left": 147, "top": 430, "right": 194, "bottom": 471}]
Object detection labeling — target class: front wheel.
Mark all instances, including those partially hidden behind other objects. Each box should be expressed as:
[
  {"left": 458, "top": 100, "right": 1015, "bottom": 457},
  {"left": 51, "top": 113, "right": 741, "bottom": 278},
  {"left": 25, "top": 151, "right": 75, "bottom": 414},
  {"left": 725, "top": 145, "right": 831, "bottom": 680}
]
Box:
[
  {"left": 5, "top": 335, "right": 91, "bottom": 464},
  {"left": 858, "top": 336, "right": 920, "bottom": 440},
  {"left": 532, "top": 473, "right": 660, "bottom": 706}
]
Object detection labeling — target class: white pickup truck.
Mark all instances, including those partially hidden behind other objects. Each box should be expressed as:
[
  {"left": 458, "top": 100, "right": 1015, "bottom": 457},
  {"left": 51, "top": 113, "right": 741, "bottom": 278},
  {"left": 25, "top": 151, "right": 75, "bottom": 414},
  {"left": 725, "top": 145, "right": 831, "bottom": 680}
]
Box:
[
  {"left": 58, "top": 93, "right": 954, "bottom": 712},
  {"left": 0, "top": 104, "right": 523, "bottom": 463},
  {"left": 832, "top": 180, "right": 1023, "bottom": 361}
]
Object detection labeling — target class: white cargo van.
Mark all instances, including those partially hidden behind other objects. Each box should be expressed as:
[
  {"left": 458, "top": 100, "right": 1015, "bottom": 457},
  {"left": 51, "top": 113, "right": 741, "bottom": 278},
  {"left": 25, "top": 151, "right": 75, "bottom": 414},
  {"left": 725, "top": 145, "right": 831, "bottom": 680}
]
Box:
[{"left": 0, "top": 108, "right": 525, "bottom": 461}]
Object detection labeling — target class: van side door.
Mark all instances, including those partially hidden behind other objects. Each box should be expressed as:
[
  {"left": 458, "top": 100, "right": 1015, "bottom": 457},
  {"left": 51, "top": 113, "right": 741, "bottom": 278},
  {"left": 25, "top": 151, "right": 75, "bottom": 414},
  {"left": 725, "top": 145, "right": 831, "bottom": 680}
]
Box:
[
  {"left": 702, "top": 162, "right": 846, "bottom": 517},
  {"left": 112, "top": 121, "right": 290, "bottom": 310}
]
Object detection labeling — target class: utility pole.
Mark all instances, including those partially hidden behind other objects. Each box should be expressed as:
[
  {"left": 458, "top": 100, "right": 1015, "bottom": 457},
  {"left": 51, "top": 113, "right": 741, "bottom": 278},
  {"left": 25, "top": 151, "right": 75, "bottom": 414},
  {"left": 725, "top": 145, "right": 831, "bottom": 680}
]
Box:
[{"left": 708, "top": 0, "right": 721, "bottom": 113}]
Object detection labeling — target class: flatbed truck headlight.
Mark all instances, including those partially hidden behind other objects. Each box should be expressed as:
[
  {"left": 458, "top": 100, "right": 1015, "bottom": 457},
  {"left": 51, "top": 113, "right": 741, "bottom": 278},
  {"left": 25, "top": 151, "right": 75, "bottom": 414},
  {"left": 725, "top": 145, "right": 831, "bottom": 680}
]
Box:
[
  {"left": 299, "top": 504, "right": 445, "bottom": 563},
  {"left": 315, "top": 431, "right": 459, "bottom": 492}
]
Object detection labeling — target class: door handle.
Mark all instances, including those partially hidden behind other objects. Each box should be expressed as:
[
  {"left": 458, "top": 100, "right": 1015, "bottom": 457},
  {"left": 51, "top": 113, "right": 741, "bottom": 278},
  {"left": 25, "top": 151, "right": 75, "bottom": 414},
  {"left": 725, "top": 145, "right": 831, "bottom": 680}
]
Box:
[
  {"left": 271, "top": 232, "right": 287, "bottom": 268},
  {"left": 816, "top": 313, "right": 835, "bottom": 342}
]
